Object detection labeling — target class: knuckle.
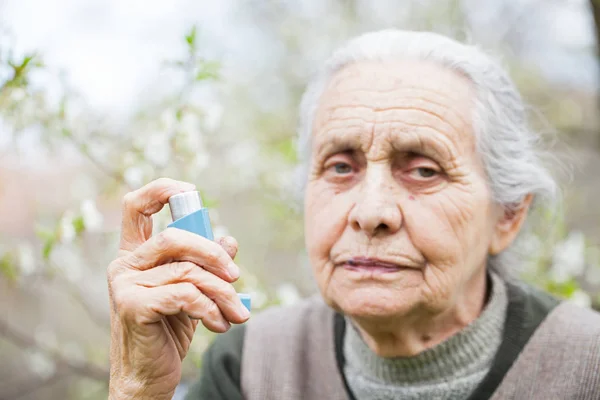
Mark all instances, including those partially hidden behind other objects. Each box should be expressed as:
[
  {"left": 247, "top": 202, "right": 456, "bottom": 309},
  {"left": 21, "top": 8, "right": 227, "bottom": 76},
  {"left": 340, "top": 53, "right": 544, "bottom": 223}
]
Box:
[
  {"left": 205, "top": 243, "right": 225, "bottom": 266},
  {"left": 121, "top": 191, "right": 137, "bottom": 210},
  {"left": 106, "top": 260, "right": 124, "bottom": 282},
  {"left": 204, "top": 299, "right": 221, "bottom": 319},
  {"left": 154, "top": 177, "right": 175, "bottom": 186},
  {"left": 178, "top": 282, "right": 198, "bottom": 298},
  {"left": 219, "top": 283, "right": 237, "bottom": 300},
  {"left": 155, "top": 228, "right": 177, "bottom": 250},
  {"left": 113, "top": 289, "right": 137, "bottom": 315},
  {"left": 171, "top": 261, "right": 195, "bottom": 281}
]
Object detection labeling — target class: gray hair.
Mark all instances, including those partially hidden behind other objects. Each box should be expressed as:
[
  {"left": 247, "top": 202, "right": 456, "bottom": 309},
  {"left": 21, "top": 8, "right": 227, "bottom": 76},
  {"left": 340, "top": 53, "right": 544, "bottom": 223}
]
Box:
[{"left": 296, "top": 29, "right": 558, "bottom": 274}]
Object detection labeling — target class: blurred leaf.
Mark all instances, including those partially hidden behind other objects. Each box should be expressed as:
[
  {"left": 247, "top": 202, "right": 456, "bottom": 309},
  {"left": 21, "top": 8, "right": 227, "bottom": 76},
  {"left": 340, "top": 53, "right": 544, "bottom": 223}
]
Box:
[
  {"left": 0, "top": 252, "right": 18, "bottom": 282},
  {"left": 42, "top": 237, "right": 56, "bottom": 260},
  {"left": 185, "top": 25, "right": 197, "bottom": 48},
  {"left": 175, "top": 107, "right": 184, "bottom": 121},
  {"left": 35, "top": 226, "right": 56, "bottom": 241},
  {"left": 545, "top": 279, "right": 579, "bottom": 299},
  {"left": 195, "top": 60, "right": 220, "bottom": 81},
  {"left": 5, "top": 52, "right": 40, "bottom": 87},
  {"left": 198, "top": 190, "right": 219, "bottom": 208},
  {"left": 272, "top": 137, "right": 297, "bottom": 164},
  {"left": 73, "top": 215, "right": 85, "bottom": 235}
]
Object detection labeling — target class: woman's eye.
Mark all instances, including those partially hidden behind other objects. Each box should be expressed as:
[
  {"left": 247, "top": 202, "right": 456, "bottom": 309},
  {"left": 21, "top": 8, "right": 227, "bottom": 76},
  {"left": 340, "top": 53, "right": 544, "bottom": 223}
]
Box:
[
  {"left": 414, "top": 167, "right": 437, "bottom": 178},
  {"left": 333, "top": 163, "right": 353, "bottom": 174}
]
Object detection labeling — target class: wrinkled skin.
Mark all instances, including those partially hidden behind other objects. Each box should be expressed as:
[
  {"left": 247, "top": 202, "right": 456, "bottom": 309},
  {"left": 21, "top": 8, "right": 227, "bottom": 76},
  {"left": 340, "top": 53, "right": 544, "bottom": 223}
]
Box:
[
  {"left": 107, "top": 178, "right": 250, "bottom": 399},
  {"left": 304, "top": 61, "right": 531, "bottom": 357}
]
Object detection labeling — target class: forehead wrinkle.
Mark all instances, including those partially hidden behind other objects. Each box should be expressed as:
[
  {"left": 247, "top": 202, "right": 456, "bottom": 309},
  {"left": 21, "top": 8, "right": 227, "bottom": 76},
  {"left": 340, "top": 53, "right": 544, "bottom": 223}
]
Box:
[
  {"left": 315, "top": 102, "right": 468, "bottom": 150},
  {"left": 377, "top": 105, "right": 466, "bottom": 143},
  {"left": 324, "top": 86, "right": 472, "bottom": 114},
  {"left": 314, "top": 61, "right": 476, "bottom": 164},
  {"left": 313, "top": 123, "right": 367, "bottom": 160},
  {"left": 317, "top": 93, "right": 472, "bottom": 143}
]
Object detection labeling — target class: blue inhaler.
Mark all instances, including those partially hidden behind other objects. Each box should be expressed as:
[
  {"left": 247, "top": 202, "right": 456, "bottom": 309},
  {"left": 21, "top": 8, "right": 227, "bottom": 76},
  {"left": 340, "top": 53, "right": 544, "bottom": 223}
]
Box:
[{"left": 168, "top": 191, "right": 251, "bottom": 313}]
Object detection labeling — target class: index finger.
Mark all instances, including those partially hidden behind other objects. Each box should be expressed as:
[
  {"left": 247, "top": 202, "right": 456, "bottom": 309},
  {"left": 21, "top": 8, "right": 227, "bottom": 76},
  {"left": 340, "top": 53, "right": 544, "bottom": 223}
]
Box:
[{"left": 119, "top": 177, "right": 196, "bottom": 255}]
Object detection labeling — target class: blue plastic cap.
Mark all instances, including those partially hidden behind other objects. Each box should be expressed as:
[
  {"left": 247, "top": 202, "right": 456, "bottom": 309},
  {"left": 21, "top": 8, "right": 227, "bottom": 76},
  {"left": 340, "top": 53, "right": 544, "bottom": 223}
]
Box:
[{"left": 238, "top": 293, "right": 251, "bottom": 312}]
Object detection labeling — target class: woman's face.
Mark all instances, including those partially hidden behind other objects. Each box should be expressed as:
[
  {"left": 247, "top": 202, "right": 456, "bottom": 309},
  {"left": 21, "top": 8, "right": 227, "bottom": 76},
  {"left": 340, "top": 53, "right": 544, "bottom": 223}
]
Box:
[{"left": 304, "top": 60, "right": 505, "bottom": 320}]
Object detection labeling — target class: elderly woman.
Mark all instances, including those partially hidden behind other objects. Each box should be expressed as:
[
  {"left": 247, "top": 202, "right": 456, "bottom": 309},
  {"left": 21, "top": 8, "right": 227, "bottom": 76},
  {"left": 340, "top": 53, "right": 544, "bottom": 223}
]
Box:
[{"left": 107, "top": 30, "right": 600, "bottom": 400}]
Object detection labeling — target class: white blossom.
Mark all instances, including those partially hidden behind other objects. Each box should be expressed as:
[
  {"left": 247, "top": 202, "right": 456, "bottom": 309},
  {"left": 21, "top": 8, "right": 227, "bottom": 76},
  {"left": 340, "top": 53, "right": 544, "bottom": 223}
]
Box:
[
  {"left": 123, "top": 151, "right": 137, "bottom": 166},
  {"left": 26, "top": 349, "right": 56, "bottom": 379},
  {"left": 144, "top": 133, "right": 171, "bottom": 167},
  {"left": 226, "top": 142, "right": 260, "bottom": 184},
  {"left": 194, "top": 151, "right": 210, "bottom": 171},
  {"left": 10, "top": 87, "right": 26, "bottom": 102},
  {"left": 17, "top": 242, "right": 37, "bottom": 276},
  {"left": 160, "top": 108, "right": 177, "bottom": 132},
  {"left": 249, "top": 290, "right": 268, "bottom": 309},
  {"left": 550, "top": 231, "right": 586, "bottom": 283},
  {"left": 276, "top": 283, "right": 301, "bottom": 306},
  {"left": 569, "top": 290, "right": 592, "bottom": 308},
  {"left": 181, "top": 112, "right": 203, "bottom": 139},
  {"left": 80, "top": 199, "right": 103, "bottom": 232},
  {"left": 204, "top": 103, "right": 223, "bottom": 132},
  {"left": 521, "top": 233, "right": 542, "bottom": 257},
  {"left": 59, "top": 211, "right": 76, "bottom": 243},
  {"left": 124, "top": 166, "right": 144, "bottom": 188}
]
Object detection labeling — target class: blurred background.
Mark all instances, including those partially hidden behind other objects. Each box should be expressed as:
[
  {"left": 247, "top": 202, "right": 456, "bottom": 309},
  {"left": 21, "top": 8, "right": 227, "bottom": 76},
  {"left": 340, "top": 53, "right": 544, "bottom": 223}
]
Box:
[{"left": 2, "top": 0, "right": 600, "bottom": 398}]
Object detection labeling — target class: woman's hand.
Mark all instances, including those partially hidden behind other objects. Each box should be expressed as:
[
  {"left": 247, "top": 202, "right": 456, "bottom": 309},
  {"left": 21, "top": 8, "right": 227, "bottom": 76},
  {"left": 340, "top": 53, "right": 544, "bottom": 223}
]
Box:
[{"left": 107, "top": 178, "right": 250, "bottom": 400}]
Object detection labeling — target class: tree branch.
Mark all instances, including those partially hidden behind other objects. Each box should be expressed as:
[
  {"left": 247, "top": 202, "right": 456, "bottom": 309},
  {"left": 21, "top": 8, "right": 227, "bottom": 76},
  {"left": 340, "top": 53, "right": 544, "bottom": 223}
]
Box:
[
  {"left": 55, "top": 275, "right": 111, "bottom": 334},
  {"left": 0, "top": 368, "right": 67, "bottom": 400},
  {"left": 61, "top": 128, "right": 131, "bottom": 190},
  {"left": 591, "top": 0, "right": 600, "bottom": 57},
  {"left": 0, "top": 317, "right": 109, "bottom": 382}
]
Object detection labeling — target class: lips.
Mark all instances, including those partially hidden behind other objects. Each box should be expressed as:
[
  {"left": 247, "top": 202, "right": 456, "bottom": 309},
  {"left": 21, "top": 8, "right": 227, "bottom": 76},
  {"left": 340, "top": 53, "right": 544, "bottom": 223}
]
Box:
[{"left": 341, "top": 256, "right": 406, "bottom": 273}]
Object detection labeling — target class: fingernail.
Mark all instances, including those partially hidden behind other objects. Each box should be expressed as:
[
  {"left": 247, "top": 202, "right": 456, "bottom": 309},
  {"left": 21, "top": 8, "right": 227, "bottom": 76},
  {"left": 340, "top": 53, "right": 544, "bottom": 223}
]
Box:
[
  {"left": 239, "top": 305, "right": 251, "bottom": 319},
  {"left": 227, "top": 262, "right": 240, "bottom": 280},
  {"left": 220, "top": 320, "right": 231, "bottom": 332},
  {"left": 178, "top": 182, "right": 196, "bottom": 192}
]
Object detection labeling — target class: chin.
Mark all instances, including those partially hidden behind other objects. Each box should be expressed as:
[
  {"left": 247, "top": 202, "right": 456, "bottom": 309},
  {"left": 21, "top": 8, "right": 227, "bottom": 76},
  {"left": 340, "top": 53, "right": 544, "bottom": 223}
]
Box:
[{"left": 329, "top": 285, "right": 421, "bottom": 320}]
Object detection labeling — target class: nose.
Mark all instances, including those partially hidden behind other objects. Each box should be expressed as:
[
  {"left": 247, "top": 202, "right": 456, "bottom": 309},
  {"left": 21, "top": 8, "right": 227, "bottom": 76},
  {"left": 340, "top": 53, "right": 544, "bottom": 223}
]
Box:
[{"left": 348, "top": 166, "right": 402, "bottom": 238}]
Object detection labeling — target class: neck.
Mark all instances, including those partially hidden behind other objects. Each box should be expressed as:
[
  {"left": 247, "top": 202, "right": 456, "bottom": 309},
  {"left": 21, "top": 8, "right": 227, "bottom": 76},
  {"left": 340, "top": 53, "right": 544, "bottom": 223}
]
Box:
[{"left": 351, "top": 268, "right": 488, "bottom": 358}]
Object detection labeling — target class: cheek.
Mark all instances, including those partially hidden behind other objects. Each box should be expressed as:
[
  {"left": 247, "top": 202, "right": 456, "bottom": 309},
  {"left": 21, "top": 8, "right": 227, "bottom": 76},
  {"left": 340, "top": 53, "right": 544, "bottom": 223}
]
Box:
[
  {"left": 304, "top": 183, "right": 351, "bottom": 266},
  {"left": 405, "top": 183, "right": 494, "bottom": 272}
]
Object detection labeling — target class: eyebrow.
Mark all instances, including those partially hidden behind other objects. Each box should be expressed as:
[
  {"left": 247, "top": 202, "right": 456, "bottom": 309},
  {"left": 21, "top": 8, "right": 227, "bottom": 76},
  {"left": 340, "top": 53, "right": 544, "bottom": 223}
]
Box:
[
  {"left": 388, "top": 122, "right": 457, "bottom": 163},
  {"left": 313, "top": 122, "right": 458, "bottom": 166},
  {"left": 313, "top": 121, "right": 368, "bottom": 160}
]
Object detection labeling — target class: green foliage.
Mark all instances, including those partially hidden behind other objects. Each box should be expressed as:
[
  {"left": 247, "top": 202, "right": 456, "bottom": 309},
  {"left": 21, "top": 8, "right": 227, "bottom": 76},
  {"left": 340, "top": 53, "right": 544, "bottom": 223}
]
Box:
[
  {"left": 0, "top": 251, "right": 18, "bottom": 282},
  {"left": 36, "top": 226, "right": 57, "bottom": 260},
  {"left": 545, "top": 278, "right": 580, "bottom": 299},
  {"left": 195, "top": 60, "right": 220, "bottom": 81},
  {"left": 270, "top": 137, "right": 297, "bottom": 164},
  {"left": 2, "top": 52, "right": 42, "bottom": 88}
]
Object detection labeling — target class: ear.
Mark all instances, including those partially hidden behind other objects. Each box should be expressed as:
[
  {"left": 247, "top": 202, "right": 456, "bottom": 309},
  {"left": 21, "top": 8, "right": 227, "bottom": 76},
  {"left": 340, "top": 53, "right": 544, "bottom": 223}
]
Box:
[{"left": 489, "top": 194, "right": 534, "bottom": 255}]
